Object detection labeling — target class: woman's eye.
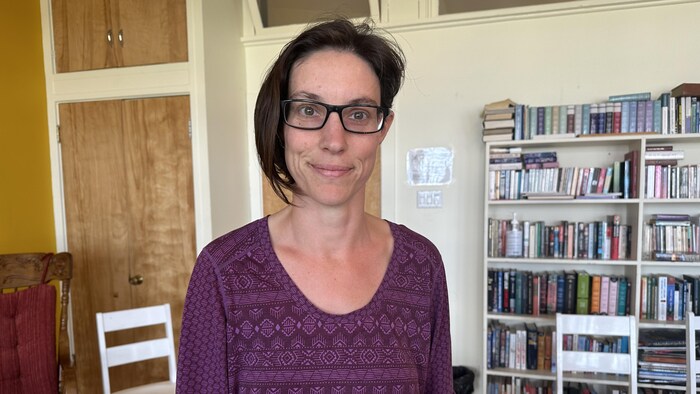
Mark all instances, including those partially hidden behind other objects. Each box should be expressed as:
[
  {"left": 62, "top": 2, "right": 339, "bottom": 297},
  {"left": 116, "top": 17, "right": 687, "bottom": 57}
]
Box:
[{"left": 349, "top": 110, "right": 369, "bottom": 121}]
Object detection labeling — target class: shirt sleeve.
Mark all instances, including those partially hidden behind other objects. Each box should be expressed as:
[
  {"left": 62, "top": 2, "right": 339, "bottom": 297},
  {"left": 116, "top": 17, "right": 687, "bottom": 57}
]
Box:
[
  {"left": 425, "top": 256, "right": 454, "bottom": 393},
  {"left": 176, "top": 249, "right": 228, "bottom": 393}
]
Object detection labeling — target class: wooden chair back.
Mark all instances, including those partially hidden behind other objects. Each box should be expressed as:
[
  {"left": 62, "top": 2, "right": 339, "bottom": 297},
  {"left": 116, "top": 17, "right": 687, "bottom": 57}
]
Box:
[{"left": 0, "top": 252, "right": 76, "bottom": 393}]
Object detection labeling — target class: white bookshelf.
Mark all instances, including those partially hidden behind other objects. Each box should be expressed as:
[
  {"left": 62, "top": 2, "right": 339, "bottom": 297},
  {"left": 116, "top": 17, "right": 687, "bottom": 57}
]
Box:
[{"left": 482, "top": 132, "right": 700, "bottom": 393}]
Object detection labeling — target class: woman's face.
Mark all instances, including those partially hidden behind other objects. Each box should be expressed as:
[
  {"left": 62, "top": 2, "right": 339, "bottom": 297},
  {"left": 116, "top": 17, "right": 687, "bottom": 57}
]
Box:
[{"left": 283, "top": 49, "right": 393, "bottom": 209}]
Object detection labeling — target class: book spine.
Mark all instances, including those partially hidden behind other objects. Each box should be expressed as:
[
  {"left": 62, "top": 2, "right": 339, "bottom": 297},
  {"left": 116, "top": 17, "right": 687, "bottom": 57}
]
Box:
[
  {"left": 600, "top": 276, "right": 610, "bottom": 314},
  {"left": 576, "top": 271, "right": 590, "bottom": 314},
  {"left": 657, "top": 275, "right": 667, "bottom": 321},
  {"left": 607, "top": 277, "right": 619, "bottom": 316}
]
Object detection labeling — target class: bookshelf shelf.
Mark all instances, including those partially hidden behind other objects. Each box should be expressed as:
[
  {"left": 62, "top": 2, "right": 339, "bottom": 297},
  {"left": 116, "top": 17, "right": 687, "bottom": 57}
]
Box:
[
  {"left": 638, "top": 319, "right": 686, "bottom": 329},
  {"left": 643, "top": 198, "right": 700, "bottom": 204},
  {"left": 488, "top": 368, "right": 556, "bottom": 381},
  {"left": 486, "top": 313, "right": 555, "bottom": 324},
  {"left": 488, "top": 199, "right": 640, "bottom": 206},
  {"left": 483, "top": 129, "right": 700, "bottom": 393}
]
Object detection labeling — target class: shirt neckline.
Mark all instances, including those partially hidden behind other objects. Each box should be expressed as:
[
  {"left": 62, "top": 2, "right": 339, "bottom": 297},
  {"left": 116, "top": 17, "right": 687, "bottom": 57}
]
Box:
[{"left": 260, "top": 216, "right": 398, "bottom": 323}]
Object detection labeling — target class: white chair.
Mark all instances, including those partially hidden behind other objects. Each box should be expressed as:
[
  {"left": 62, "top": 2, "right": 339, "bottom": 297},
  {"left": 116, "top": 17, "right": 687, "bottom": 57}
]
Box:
[
  {"left": 687, "top": 312, "right": 700, "bottom": 393},
  {"left": 96, "top": 303, "right": 176, "bottom": 394},
  {"left": 556, "top": 313, "right": 637, "bottom": 394}
]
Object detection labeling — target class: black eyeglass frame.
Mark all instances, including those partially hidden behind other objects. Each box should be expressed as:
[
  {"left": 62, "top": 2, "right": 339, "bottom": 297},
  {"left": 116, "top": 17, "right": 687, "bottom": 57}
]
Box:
[{"left": 281, "top": 99, "right": 390, "bottom": 134}]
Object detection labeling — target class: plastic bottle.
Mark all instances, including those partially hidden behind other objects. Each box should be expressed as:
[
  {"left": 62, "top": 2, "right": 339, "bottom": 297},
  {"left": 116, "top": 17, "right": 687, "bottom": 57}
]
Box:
[{"left": 505, "top": 212, "right": 523, "bottom": 257}]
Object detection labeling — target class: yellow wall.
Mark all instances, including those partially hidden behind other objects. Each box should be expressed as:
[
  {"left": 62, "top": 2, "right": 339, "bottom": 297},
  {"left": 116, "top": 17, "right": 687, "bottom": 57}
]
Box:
[{"left": 0, "top": 1, "right": 55, "bottom": 253}]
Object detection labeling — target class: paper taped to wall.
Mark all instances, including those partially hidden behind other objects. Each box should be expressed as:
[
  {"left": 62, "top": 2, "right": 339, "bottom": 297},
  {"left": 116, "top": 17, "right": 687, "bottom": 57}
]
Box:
[{"left": 406, "top": 147, "right": 453, "bottom": 186}]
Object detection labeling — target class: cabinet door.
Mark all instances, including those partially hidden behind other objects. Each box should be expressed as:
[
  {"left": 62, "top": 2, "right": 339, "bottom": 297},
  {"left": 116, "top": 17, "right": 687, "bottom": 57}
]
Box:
[
  {"left": 112, "top": 0, "right": 188, "bottom": 68},
  {"left": 52, "top": 0, "right": 118, "bottom": 72},
  {"left": 59, "top": 96, "right": 195, "bottom": 392},
  {"left": 51, "top": 0, "right": 187, "bottom": 73}
]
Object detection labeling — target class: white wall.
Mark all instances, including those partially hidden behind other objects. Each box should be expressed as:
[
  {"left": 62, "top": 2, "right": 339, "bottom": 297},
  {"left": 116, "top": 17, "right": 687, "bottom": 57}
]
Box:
[
  {"left": 238, "top": 0, "right": 700, "bottom": 388},
  {"left": 201, "top": 0, "right": 252, "bottom": 238}
]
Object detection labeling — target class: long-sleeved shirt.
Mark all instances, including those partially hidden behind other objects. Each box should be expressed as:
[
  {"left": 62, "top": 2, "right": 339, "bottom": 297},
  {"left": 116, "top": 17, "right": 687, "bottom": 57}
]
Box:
[{"left": 177, "top": 217, "right": 452, "bottom": 393}]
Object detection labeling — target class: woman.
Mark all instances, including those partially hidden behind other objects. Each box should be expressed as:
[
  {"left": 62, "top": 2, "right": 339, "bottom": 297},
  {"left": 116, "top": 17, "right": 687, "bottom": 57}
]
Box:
[{"left": 177, "top": 18, "right": 452, "bottom": 393}]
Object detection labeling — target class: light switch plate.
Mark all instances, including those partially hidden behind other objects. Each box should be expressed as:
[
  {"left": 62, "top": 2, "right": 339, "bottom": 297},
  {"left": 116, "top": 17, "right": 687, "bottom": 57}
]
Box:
[{"left": 417, "top": 190, "right": 442, "bottom": 208}]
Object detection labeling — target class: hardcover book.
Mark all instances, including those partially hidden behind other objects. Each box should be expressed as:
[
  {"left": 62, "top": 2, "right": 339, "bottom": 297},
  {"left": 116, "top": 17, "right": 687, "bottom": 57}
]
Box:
[{"left": 671, "top": 83, "right": 700, "bottom": 98}]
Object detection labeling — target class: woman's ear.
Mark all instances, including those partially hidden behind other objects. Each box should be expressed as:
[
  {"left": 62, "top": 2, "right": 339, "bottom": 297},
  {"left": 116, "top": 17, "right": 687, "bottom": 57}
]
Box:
[{"left": 378, "top": 110, "right": 394, "bottom": 143}]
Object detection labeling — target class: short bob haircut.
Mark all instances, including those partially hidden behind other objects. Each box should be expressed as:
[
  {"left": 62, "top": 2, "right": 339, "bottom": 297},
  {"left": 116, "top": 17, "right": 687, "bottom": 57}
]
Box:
[{"left": 254, "top": 18, "right": 406, "bottom": 205}]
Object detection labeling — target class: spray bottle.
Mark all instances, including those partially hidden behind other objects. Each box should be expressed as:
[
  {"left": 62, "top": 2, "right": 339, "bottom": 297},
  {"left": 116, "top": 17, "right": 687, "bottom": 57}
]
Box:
[{"left": 505, "top": 212, "right": 523, "bottom": 257}]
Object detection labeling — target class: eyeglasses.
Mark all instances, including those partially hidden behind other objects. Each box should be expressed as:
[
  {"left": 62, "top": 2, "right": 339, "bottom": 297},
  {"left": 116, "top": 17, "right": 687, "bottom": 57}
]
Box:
[{"left": 281, "top": 99, "right": 389, "bottom": 134}]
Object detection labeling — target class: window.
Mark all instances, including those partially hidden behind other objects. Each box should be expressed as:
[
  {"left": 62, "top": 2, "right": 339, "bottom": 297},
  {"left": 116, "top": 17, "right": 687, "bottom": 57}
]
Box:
[{"left": 439, "top": 0, "right": 582, "bottom": 15}]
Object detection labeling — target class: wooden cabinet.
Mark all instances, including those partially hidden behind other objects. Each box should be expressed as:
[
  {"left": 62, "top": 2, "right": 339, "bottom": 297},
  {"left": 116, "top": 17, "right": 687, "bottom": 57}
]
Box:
[
  {"left": 58, "top": 96, "right": 196, "bottom": 392},
  {"left": 51, "top": 0, "right": 187, "bottom": 73}
]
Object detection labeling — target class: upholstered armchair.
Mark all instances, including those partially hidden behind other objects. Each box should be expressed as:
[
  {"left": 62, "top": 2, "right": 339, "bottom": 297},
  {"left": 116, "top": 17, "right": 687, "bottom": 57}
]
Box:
[{"left": 0, "top": 252, "right": 76, "bottom": 393}]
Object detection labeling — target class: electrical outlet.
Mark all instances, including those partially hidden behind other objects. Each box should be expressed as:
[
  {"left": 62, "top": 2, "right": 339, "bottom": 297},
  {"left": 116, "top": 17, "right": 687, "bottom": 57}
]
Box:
[{"left": 417, "top": 190, "right": 442, "bottom": 208}]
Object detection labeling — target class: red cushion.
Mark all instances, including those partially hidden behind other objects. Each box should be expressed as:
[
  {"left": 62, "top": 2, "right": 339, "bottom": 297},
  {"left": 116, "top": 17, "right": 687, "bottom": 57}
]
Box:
[{"left": 0, "top": 284, "right": 57, "bottom": 394}]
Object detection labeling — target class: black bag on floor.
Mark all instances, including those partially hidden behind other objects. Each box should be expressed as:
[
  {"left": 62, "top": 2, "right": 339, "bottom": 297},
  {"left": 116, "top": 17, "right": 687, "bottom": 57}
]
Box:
[{"left": 452, "top": 366, "right": 475, "bottom": 394}]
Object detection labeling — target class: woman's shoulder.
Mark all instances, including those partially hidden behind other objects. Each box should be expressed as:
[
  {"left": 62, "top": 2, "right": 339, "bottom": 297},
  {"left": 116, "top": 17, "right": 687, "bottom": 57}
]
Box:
[
  {"left": 387, "top": 220, "right": 442, "bottom": 261},
  {"left": 198, "top": 217, "right": 271, "bottom": 266}
]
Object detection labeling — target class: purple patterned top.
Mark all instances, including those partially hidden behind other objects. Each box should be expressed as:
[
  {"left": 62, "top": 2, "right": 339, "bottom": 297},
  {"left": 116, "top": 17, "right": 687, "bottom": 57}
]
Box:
[{"left": 176, "top": 217, "right": 452, "bottom": 393}]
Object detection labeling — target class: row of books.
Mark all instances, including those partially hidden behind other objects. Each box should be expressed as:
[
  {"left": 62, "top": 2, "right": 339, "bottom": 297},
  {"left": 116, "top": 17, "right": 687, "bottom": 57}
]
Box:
[
  {"left": 641, "top": 214, "right": 700, "bottom": 261},
  {"left": 639, "top": 274, "right": 700, "bottom": 322},
  {"left": 488, "top": 217, "right": 633, "bottom": 261},
  {"left": 488, "top": 149, "right": 639, "bottom": 201},
  {"left": 488, "top": 269, "right": 632, "bottom": 317},
  {"left": 638, "top": 329, "right": 686, "bottom": 385},
  {"left": 645, "top": 164, "right": 700, "bottom": 199},
  {"left": 486, "top": 377, "right": 553, "bottom": 394},
  {"left": 482, "top": 83, "right": 700, "bottom": 141},
  {"left": 487, "top": 320, "right": 630, "bottom": 372},
  {"left": 487, "top": 321, "right": 554, "bottom": 371}
]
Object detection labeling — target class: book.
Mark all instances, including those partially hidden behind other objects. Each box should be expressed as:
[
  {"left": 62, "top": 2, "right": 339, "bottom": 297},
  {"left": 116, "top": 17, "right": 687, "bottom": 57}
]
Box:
[
  {"left": 484, "top": 112, "right": 514, "bottom": 121},
  {"left": 671, "top": 83, "right": 700, "bottom": 98},
  {"left": 563, "top": 271, "right": 577, "bottom": 314},
  {"left": 609, "top": 92, "right": 652, "bottom": 102},
  {"left": 484, "top": 119, "right": 516, "bottom": 129},
  {"left": 653, "top": 252, "right": 700, "bottom": 262},
  {"left": 657, "top": 275, "right": 668, "bottom": 321},
  {"left": 644, "top": 151, "right": 684, "bottom": 161},
  {"left": 482, "top": 133, "right": 513, "bottom": 142},
  {"left": 483, "top": 127, "right": 515, "bottom": 135},
  {"left": 576, "top": 271, "right": 590, "bottom": 314},
  {"left": 600, "top": 276, "right": 610, "bottom": 315},
  {"left": 590, "top": 275, "right": 601, "bottom": 314},
  {"left": 484, "top": 98, "right": 517, "bottom": 113},
  {"left": 608, "top": 276, "right": 619, "bottom": 316},
  {"left": 623, "top": 150, "right": 640, "bottom": 198}
]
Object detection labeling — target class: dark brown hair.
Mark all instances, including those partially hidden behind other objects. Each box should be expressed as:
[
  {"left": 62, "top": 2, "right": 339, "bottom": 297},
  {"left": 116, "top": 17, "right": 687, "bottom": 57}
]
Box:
[{"left": 254, "top": 18, "right": 406, "bottom": 204}]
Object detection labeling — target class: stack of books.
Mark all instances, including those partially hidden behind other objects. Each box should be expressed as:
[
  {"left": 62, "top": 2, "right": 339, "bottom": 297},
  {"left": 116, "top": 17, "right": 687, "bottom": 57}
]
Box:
[
  {"left": 638, "top": 329, "right": 686, "bottom": 386},
  {"left": 482, "top": 99, "right": 516, "bottom": 142}
]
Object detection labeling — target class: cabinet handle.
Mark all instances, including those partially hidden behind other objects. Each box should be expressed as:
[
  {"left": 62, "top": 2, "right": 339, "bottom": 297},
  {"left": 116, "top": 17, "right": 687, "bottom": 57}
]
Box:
[
  {"left": 106, "top": 29, "right": 113, "bottom": 46},
  {"left": 118, "top": 29, "right": 124, "bottom": 47},
  {"left": 129, "top": 274, "right": 144, "bottom": 285}
]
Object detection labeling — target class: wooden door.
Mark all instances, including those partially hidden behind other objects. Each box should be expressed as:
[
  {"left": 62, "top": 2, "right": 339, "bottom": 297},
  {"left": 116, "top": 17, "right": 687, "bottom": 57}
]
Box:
[
  {"left": 113, "top": 0, "right": 188, "bottom": 68},
  {"left": 52, "top": 0, "right": 118, "bottom": 72},
  {"left": 51, "top": 0, "right": 187, "bottom": 73},
  {"left": 59, "top": 96, "right": 195, "bottom": 392}
]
